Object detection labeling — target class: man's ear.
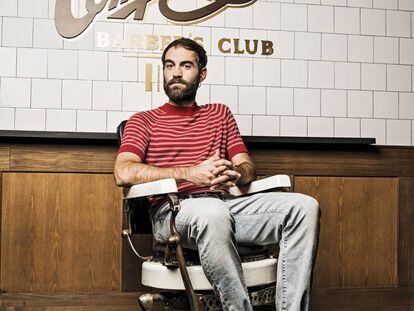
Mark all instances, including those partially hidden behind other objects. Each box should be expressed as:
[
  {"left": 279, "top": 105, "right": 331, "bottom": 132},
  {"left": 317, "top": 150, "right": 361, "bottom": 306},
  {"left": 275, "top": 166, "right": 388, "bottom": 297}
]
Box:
[{"left": 199, "top": 67, "right": 207, "bottom": 83}]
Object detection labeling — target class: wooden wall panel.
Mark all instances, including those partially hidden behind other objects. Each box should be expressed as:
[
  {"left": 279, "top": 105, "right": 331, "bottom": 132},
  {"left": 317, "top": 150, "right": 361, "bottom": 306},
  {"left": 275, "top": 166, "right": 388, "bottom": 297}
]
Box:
[
  {"left": 10, "top": 144, "right": 117, "bottom": 172},
  {"left": 295, "top": 177, "right": 398, "bottom": 288},
  {"left": 1, "top": 173, "right": 122, "bottom": 293},
  {"left": 0, "top": 145, "right": 10, "bottom": 170},
  {"left": 398, "top": 177, "right": 414, "bottom": 286}
]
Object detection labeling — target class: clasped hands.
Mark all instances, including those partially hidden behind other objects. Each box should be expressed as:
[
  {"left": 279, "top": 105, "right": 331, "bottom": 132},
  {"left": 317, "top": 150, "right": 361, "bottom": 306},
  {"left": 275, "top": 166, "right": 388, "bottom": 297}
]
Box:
[{"left": 188, "top": 150, "right": 241, "bottom": 190}]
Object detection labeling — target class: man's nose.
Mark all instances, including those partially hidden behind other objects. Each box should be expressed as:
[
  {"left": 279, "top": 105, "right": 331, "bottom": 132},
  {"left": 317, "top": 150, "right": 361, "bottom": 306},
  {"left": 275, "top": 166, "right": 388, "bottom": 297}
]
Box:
[{"left": 172, "top": 66, "right": 182, "bottom": 77}]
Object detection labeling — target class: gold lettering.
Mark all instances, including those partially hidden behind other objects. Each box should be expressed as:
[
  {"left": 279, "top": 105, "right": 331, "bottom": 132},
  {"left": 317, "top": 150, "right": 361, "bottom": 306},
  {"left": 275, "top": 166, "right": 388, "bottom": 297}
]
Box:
[
  {"left": 112, "top": 33, "right": 124, "bottom": 49},
  {"left": 146, "top": 35, "right": 159, "bottom": 50},
  {"left": 128, "top": 34, "right": 144, "bottom": 50},
  {"left": 96, "top": 32, "right": 110, "bottom": 48},
  {"left": 261, "top": 40, "right": 274, "bottom": 56},
  {"left": 245, "top": 39, "right": 258, "bottom": 55},
  {"left": 193, "top": 37, "right": 204, "bottom": 47},
  {"left": 233, "top": 39, "right": 244, "bottom": 54},
  {"left": 108, "top": 0, "right": 152, "bottom": 20},
  {"left": 218, "top": 38, "right": 231, "bottom": 54},
  {"left": 161, "top": 36, "right": 172, "bottom": 50}
]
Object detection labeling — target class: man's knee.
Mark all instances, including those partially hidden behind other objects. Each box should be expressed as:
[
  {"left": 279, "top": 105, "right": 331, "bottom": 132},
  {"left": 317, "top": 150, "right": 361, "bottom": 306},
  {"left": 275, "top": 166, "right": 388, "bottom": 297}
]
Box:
[{"left": 295, "top": 194, "right": 320, "bottom": 229}]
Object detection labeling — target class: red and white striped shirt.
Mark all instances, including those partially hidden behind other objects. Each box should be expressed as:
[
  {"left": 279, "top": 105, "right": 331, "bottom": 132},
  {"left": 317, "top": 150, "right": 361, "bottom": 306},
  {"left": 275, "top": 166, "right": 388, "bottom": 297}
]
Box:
[{"left": 118, "top": 102, "right": 248, "bottom": 200}]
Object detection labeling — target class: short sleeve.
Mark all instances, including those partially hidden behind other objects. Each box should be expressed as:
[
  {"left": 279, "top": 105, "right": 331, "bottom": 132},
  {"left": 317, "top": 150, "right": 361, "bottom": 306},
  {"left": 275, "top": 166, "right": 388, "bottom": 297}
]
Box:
[
  {"left": 117, "top": 113, "right": 150, "bottom": 161},
  {"left": 224, "top": 106, "right": 249, "bottom": 159}
]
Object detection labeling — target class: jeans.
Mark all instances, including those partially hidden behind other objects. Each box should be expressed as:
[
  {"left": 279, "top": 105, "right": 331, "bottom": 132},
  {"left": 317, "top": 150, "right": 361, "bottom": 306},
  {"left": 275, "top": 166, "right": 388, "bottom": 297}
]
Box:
[{"left": 152, "top": 192, "right": 320, "bottom": 311}]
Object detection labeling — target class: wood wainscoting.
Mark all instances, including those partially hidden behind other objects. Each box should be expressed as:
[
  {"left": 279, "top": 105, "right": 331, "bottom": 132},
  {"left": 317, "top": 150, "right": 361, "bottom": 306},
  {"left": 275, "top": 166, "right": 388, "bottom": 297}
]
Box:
[{"left": 0, "top": 141, "right": 413, "bottom": 310}]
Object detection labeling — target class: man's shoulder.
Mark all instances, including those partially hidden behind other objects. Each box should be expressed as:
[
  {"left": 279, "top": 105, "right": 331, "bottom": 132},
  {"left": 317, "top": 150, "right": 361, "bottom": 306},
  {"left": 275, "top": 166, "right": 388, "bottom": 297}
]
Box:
[
  {"left": 128, "top": 107, "right": 163, "bottom": 122},
  {"left": 200, "top": 103, "right": 231, "bottom": 115}
]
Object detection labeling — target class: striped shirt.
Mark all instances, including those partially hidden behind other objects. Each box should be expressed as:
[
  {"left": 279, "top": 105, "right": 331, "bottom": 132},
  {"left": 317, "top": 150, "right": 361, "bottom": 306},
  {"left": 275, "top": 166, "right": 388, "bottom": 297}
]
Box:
[{"left": 118, "top": 102, "right": 248, "bottom": 205}]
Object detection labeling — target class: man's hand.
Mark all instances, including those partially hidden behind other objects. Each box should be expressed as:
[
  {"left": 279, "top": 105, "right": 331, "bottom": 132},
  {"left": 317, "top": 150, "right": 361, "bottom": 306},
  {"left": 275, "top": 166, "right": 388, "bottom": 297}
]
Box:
[
  {"left": 187, "top": 150, "right": 233, "bottom": 186},
  {"left": 209, "top": 169, "right": 241, "bottom": 190}
]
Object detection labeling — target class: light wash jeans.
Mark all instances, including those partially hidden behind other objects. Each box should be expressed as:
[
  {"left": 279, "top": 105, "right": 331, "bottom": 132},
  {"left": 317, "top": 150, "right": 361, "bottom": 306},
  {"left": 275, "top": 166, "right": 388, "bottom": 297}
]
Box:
[{"left": 152, "top": 192, "right": 320, "bottom": 311}]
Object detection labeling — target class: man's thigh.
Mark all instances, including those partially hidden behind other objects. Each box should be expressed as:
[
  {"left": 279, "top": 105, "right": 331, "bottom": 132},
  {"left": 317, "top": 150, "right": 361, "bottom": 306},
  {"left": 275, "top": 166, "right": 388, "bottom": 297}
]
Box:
[{"left": 225, "top": 192, "right": 316, "bottom": 245}]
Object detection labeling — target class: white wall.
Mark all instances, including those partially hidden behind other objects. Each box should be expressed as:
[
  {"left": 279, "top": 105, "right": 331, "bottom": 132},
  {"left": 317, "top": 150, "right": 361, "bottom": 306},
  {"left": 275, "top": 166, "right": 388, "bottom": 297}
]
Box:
[{"left": 0, "top": 0, "right": 413, "bottom": 146}]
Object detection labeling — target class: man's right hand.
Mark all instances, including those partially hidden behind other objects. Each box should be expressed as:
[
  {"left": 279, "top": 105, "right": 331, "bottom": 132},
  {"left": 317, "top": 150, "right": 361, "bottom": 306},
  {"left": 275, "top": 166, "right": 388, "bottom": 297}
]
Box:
[{"left": 186, "top": 150, "right": 233, "bottom": 186}]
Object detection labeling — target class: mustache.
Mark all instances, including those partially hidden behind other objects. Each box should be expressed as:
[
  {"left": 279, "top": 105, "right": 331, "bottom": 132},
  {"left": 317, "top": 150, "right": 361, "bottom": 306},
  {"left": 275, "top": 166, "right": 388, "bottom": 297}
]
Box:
[{"left": 166, "top": 78, "right": 189, "bottom": 87}]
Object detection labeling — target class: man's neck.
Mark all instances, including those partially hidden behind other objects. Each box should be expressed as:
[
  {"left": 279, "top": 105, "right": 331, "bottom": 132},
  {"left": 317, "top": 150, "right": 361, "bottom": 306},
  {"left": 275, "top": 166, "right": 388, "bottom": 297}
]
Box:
[{"left": 168, "top": 99, "right": 196, "bottom": 107}]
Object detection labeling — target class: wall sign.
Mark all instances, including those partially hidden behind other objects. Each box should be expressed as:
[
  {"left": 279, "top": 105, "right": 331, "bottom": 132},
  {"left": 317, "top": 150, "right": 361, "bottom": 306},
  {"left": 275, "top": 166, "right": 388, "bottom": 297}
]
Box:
[{"left": 55, "top": 0, "right": 257, "bottom": 39}]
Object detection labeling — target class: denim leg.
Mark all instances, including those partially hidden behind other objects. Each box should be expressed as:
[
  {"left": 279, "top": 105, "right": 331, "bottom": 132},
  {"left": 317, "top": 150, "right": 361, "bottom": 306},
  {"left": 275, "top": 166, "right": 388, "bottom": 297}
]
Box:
[
  {"left": 225, "top": 192, "right": 320, "bottom": 311},
  {"left": 152, "top": 197, "right": 253, "bottom": 311}
]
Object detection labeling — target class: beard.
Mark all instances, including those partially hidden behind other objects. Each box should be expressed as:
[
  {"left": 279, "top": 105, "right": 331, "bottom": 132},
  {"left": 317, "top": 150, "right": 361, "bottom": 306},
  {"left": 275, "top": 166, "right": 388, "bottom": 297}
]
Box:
[{"left": 163, "top": 75, "right": 200, "bottom": 105}]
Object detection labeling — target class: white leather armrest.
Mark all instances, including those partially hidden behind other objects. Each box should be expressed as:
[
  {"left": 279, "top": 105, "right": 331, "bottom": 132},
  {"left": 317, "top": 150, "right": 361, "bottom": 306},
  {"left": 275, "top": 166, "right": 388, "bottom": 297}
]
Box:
[
  {"left": 123, "top": 178, "right": 178, "bottom": 200},
  {"left": 228, "top": 174, "right": 291, "bottom": 197}
]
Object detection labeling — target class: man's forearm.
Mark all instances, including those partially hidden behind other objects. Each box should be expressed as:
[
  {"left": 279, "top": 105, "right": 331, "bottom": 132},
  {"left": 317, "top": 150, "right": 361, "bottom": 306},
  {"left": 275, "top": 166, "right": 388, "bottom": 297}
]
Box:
[
  {"left": 115, "top": 161, "right": 189, "bottom": 186},
  {"left": 234, "top": 162, "right": 256, "bottom": 186}
]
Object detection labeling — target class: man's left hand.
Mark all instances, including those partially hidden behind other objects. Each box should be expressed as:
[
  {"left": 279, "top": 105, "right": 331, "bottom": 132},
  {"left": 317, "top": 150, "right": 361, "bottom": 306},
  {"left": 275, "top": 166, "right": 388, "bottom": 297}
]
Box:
[{"left": 209, "top": 170, "right": 241, "bottom": 190}]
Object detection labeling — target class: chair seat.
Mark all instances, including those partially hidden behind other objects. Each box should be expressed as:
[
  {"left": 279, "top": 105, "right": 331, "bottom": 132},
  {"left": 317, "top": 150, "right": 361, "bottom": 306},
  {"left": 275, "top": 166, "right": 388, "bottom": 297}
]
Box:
[{"left": 141, "top": 258, "right": 277, "bottom": 290}]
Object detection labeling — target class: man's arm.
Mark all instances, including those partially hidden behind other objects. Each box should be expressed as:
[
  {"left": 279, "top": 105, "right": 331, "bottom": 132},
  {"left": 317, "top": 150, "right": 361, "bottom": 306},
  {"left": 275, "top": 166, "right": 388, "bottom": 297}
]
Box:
[{"left": 114, "top": 150, "right": 233, "bottom": 187}]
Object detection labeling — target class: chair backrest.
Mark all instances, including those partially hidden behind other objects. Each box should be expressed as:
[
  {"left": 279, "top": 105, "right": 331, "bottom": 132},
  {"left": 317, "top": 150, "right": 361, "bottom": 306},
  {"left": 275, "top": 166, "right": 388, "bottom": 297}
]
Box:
[{"left": 117, "top": 120, "right": 152, "bottom": 235}]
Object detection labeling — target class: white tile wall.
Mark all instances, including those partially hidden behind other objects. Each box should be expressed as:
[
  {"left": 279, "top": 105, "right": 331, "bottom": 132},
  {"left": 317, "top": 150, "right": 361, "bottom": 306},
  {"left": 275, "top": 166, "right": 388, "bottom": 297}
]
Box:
[
  {"left": 92, "top": 81, "right": 122, "bottom": 111},
  {"left": 348, "top": 35, "right": 373, "bottom": 62},
  {"left": 399, "top": 93, "right": 414, "bottom": 119},
  {"left": 239, "top": 87, "right": 266, "bottom": 114},
  {"left": 374, "top": 37, "right": 398, "bottom": 64},
  {"left": 322, "top": 34, "right": 347, "bottom": 61},
  {"left": 361, "top": 9, "right": 385, "bottom": 35},
  {"left": 309, "top": 61, "right": 334, "bottom": 88},
  {"left": 252, "top": 115, "right": 279, "bottom": 136},
  {"left": 281, "top": 60, "right": 307, "bottom": 87},
  {"left": 33, "top": 19, "right": 63, "bottom": 49},
  {"left": 334, "top": 118, "right": 360, "bottom": 137},
  {"left": 211, "top": 85, "right": 238, "bottom": 113},
  {"left": 348, "top": 90, "right": 373, "bottom": 117},
  {"left": 308, "top": 117, "right": 334, "bottom": 137},
  {"left": 308, "top": 5, "right": 334, "bottom": 33},
  {"left": 321, "top": 89, "right": 347, "bottom": 117},
  {"left": 0, "top": 0, "right": 413, "bottom": 146},
  {"left": 226, "top": 58, "right": 253, "bottom": 86},
  {"left": 374, "top": 91, "right": 398, "bottom": 118},
  {"left": 62, "top": 80, "right": 92, "bottom": 110},
  {"left": 348, "top": 0, "right": 372, "bottom": 8},
  {"left": 0, "top": 0, "right": 18, "bottom": 16},
  {"left": 16, "top": 48, "right": 47, "bottom": 78},
  {"left": 267, "top": 87, "right": 294, "bottom": 115},
  {"left": 295, "top": 32, "right": 321, "bottom": 60},
  {"left": 234, "top": 114, "right": 252, "bottom": 135},
  {"left": 335, "top": 62, "right": 360, "bottom": 89},
  {"left": 18, "top": 0, "right": 48, "bottom": 18},
  {"left": 386, "top": 10, "right": 411, "bottom": 37},
  {"left": 15, "top": 108, "right": 45, "bottom": 130},
  {"left": 387, "top": 65, "right": 412, "bottom": 91},
  {"left": 77, "top": 110, "right": 107, "bottom": 132},
  {"left": 78, "top": 51, "right": 108, "bottom": 80},
  {"left": 122, "top": 82, "right": 152, "bottom": 112},
  {"left": 0, "top": 77, "right": 31, "bottom": 107},
  {"left": 281, "top": 3, "right": 307, "bottom": 31},
  {"left": 0, "top": 47, "right": 16, "bottom": 76},
  {"left": 280, "top": 116, "right": 307, "bottom": 136},
  {"left": 361, "top": 63, "right": 386, "bottom": 90},
  {"left": 373, "top": 0, "right": 398, "bottom": 10},
  {"left": 267, "top": 31, "right": 294, "bottom": 59},
  {"left": 294, "top": 88, "right": 320, "bottom": 116},
  {"left": 0, "top": 108, "right": 15, "bottom": 130},
  {"left": 253, "top": 58, "right": 280, "bottom": 86},
  {"left": 400, "top": 39, "right": 414, "bottom": 65},
  {"left": 31, "top": 79, "right": 61, "bottom": 109},
  {"left": 361, "top": 118, "right": 386, "bottom": 144},
  {"left": 107, "top": 111, "right": 135, "bottom": 133},
  {"left": 253, "top": 2, "right": 280, "bottom": 30},
  {"left": 335, "top": 7, "right": 360, "bottom": 34},
  {"left": 387, "top": 119, "right": 411, "bottom": 145},
  {"left": 48, "top": 49, "right": 78, "bottom": 79},
  {"left": 46, "top": 109, "right": 76, "bottom": 132},
  {"left": 2, "top": 17, "right": 32, "bottom": 47}
]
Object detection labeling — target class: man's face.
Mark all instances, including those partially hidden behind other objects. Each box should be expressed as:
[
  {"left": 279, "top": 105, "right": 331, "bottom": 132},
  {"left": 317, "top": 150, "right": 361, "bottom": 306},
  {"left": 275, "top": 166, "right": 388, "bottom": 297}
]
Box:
[{"left": 163, "top": 46, "right": 205, "bottom": 104}]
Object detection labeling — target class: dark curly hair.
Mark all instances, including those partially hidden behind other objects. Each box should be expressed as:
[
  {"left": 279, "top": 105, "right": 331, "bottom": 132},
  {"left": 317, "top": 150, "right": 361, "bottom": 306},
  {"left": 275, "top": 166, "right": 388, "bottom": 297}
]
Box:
[{"left": 161, "top": 38, "right": 207, "bottom": 73}]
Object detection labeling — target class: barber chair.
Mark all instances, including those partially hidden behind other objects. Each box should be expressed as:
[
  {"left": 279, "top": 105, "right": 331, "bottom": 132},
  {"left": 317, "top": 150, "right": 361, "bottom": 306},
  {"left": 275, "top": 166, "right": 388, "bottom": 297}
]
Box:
[{"left": 117, "top": 121, "right": 291, "bottom": 311}]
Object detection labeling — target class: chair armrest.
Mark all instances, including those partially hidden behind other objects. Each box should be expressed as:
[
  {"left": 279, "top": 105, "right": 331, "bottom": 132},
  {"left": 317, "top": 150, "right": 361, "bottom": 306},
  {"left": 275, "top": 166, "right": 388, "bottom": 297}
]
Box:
[
  {"left": 228, "top": 174, "right": 291, "bottom": 197},
  {"left": 123, "top": 178, "right": 178, "bottom": 199}
]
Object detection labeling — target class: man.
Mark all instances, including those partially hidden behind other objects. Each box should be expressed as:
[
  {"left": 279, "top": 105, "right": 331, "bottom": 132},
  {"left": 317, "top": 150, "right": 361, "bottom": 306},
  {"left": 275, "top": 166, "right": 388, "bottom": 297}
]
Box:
[{"left": 114, "top": 38, "right": 320, "bottom": 311}]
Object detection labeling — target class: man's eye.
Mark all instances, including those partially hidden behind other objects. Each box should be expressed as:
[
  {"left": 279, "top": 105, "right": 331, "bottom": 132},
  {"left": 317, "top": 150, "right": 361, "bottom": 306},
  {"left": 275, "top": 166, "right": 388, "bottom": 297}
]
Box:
[
  {"left": 166, "top": 64, "right": 173, "bottom": 69},
  {"left": 184, "top": 64, "right": 192, "bottom": 69}
]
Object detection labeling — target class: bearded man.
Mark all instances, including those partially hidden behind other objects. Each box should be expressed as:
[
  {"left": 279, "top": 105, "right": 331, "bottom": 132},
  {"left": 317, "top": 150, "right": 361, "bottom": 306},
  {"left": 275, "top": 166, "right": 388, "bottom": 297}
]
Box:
[{"left": 114, "top": 38, "right": 320, "bottom": 311}]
